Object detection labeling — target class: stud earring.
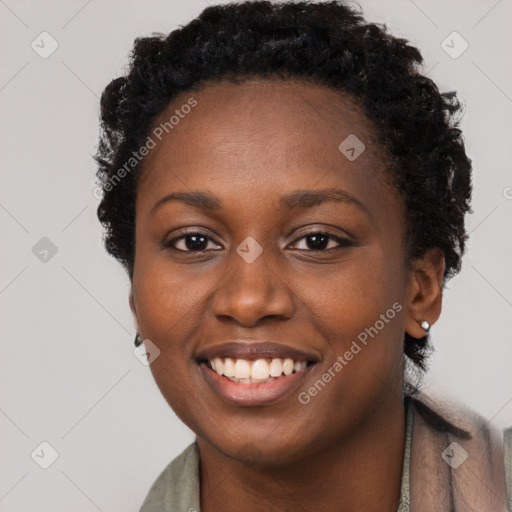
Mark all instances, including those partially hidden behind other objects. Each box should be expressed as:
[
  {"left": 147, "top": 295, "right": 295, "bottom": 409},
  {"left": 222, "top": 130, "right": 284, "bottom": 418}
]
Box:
[
  {"left": 420, "top": 320, "right": 430, "bottom": 334},
  {"left": 134, "top": 333, "right": 144, "bottom": 347}
]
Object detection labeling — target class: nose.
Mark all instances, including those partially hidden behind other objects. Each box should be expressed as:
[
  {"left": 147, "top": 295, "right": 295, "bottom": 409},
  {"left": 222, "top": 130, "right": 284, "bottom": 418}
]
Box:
[{"left": 211, "top": 245, "right": 294, "bottom": 326}]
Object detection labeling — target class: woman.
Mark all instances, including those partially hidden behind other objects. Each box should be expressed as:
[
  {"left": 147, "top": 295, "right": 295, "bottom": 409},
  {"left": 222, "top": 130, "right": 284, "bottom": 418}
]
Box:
[{"left": 94, "top": 1, "right": 512, "bottom": 510}]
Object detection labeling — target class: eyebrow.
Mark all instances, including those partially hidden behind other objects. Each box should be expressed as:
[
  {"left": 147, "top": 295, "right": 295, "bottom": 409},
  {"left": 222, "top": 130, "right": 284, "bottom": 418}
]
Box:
[{"left": 150, "top": 187, "right": 370, "bottom": 217}]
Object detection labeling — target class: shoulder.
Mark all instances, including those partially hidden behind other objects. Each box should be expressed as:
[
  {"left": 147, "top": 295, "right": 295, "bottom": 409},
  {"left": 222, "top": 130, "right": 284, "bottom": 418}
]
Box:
[
  {"left": 139, "top": 441, "right": 201, "bottom": 512},
  {"left": 408, "top": 390, "right": 502, "bottom": 440},
  {"left": 406, "top": 391, "right": 512, "bottom": 511}
]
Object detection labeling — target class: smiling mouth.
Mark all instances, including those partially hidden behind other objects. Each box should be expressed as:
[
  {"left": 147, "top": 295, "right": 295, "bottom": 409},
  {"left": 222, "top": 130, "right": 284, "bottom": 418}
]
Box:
[
  {"left": 202, "top": 357, "right": 315, "bottom": 384},
  {"left": 195, "top": 341, "right": 320, "bottom": 404}
]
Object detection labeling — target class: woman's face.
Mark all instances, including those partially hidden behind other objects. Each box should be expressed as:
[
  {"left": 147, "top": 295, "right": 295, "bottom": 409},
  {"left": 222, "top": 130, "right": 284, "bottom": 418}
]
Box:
[{"left": 130, "top": 79, "right": 421, "bottom": 464}]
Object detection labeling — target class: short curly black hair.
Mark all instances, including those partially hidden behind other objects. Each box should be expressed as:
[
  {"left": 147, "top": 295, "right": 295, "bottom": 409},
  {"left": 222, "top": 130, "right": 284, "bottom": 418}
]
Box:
[{"left": 94, "top": 0, "right": 472, "bottom": 371}]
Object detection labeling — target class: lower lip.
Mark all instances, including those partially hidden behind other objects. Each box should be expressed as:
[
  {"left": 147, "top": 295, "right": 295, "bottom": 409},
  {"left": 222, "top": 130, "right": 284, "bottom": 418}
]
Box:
[{"left": 199, "top": 362, "right": 315, "bottom": 406}]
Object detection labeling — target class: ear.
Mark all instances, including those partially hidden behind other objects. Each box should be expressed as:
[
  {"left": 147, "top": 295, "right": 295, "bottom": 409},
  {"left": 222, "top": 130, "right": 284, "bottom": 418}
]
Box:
[
  {"left": 404, "top": 248, "right": 445, "bottom": 339},
  {"left": 129, "top": 290, "right": 139, "bottom": 333}
]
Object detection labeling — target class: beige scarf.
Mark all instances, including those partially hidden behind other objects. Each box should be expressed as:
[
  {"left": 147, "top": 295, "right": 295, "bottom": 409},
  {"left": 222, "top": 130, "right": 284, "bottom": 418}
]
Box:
[{"left": 404, "top": 392, "right": 512, "bottom": 511}]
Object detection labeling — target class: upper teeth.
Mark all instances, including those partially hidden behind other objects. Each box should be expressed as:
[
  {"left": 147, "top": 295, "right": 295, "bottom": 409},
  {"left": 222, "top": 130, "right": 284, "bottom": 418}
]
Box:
[{"left": 210, "top": 357, "right": 307, "bottom": 380}]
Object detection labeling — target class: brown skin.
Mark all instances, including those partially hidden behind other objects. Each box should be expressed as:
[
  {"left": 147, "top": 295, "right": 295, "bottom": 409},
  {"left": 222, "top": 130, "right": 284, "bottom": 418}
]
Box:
[{"left": 129, "top": 79, "right": 445, "bottom": 512}]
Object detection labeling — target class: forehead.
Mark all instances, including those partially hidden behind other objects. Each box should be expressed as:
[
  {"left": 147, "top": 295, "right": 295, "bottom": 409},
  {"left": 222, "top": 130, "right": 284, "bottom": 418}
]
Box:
[{"left": 137, "top": 79, "right": 391, "bottom": 210}]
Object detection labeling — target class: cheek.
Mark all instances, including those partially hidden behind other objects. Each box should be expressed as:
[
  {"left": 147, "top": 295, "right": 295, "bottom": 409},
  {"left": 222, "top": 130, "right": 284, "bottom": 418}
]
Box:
[
  {"left": 133, "top": 257, "right": 210, "bottom": 425},
  {"left": 133, "top": 246, "right": 215, "bottom": 339},
  {"left": 298, "top": 248, "right": 406, "bottom": 392},
  {"left": 301, "top": 244, "right": 405, "bottom": 335}
]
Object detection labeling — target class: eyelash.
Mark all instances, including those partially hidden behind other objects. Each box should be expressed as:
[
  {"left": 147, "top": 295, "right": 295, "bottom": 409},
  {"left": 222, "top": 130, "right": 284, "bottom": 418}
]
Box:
[{"left": 162, "top": 229, "right": 354, "bottom": 253}]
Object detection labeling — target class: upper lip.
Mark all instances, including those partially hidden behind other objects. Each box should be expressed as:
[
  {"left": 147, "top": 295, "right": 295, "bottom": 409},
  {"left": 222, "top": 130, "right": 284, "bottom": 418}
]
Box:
[{"left": 195, "top": 341, "right": 319, "bottom": 363}]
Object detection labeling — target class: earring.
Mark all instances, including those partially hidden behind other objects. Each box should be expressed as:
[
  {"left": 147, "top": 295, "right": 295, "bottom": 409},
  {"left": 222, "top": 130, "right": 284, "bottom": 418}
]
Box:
[
  {"left": 420, "top": 320, "right": 430, "bottom": 334},
  {"left": 134, "top": 333, "right": 144, "bottom": 347}
]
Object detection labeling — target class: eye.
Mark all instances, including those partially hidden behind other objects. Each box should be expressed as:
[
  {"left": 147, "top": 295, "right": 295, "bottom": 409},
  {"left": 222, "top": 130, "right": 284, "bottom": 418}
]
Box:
[
  {"left": 163, "top": 232, "right": 222, "bottom": 252},
  {"left": 290, "top": 230, "right": 354, "bottom": 251}
]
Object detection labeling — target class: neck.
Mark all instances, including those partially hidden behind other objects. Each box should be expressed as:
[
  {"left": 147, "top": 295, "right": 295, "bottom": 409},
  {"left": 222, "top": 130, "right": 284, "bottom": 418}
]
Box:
[{"left": 198, "top": 394, "right": 406, "bottom": 512}]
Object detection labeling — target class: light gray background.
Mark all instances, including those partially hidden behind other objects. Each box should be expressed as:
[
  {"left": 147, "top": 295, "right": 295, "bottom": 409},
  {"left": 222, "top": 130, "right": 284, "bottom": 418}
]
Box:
[{"left": 1, "top": 0, "right": 511, "bottom": 510}]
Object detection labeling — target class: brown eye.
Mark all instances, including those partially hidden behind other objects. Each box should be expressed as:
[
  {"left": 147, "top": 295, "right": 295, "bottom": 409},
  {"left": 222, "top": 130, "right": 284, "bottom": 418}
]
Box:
[
  {"left": 163, "top": 233, "right": 222, "bottom": 252},
  {"left": 291, "top": 231, "right": 354, "bottom": 251}
]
